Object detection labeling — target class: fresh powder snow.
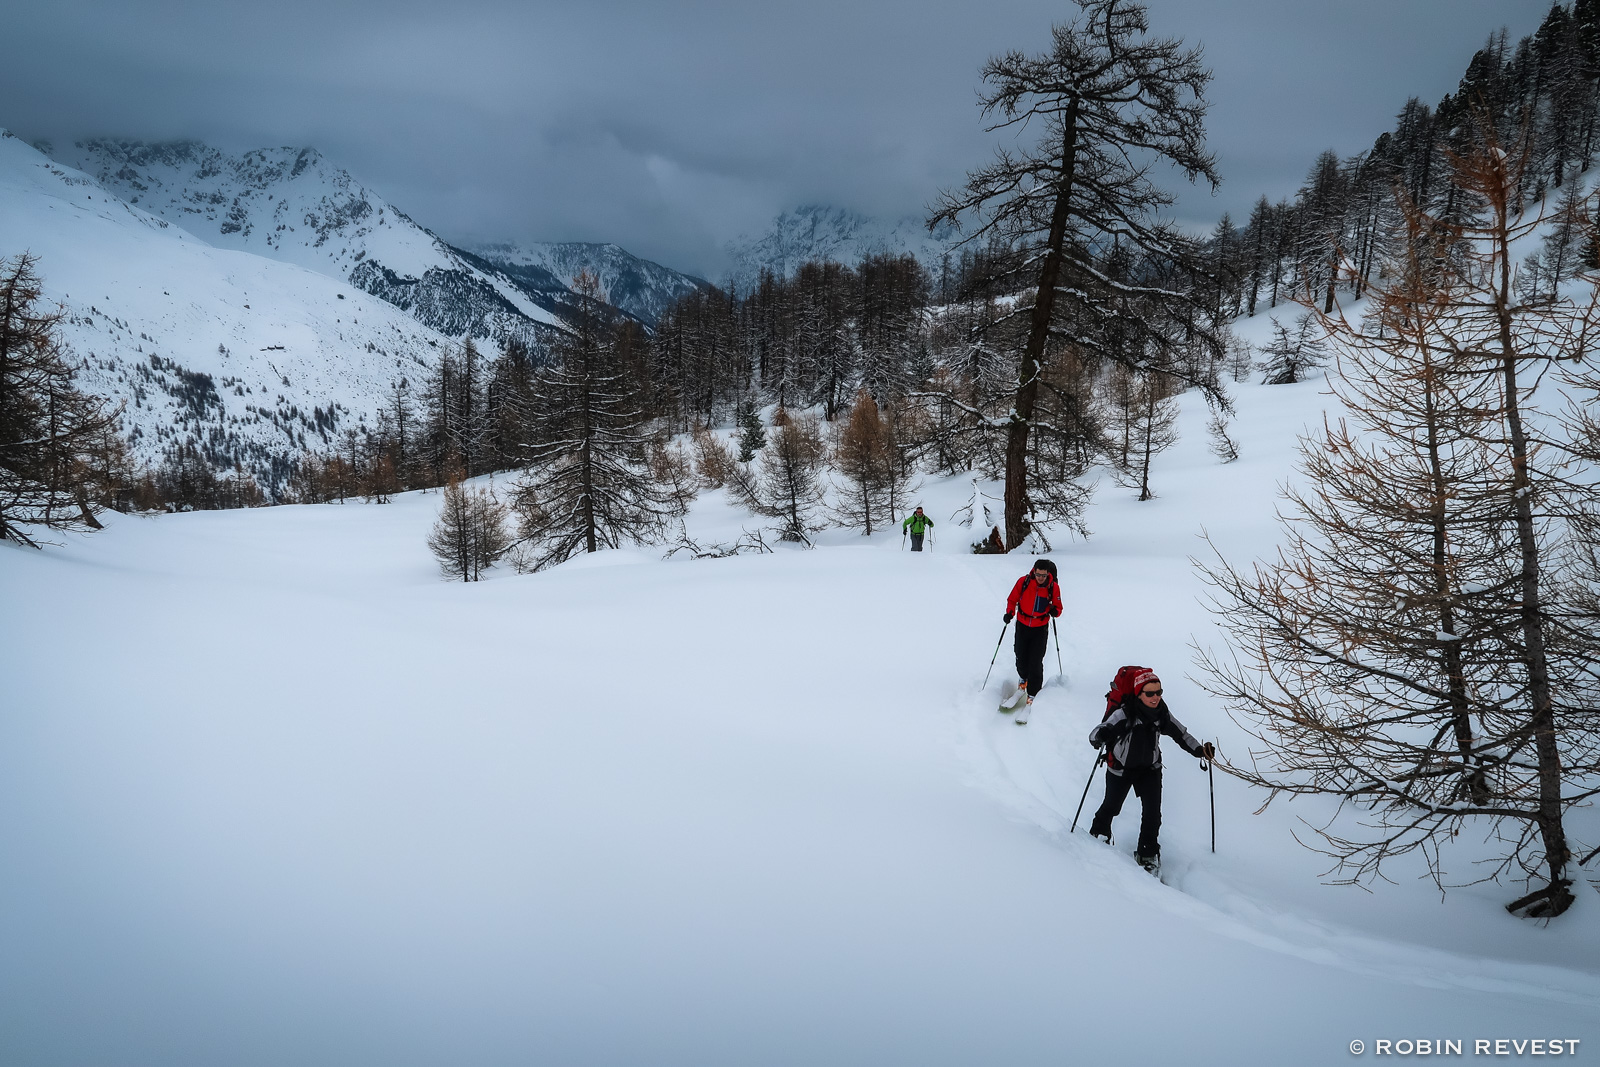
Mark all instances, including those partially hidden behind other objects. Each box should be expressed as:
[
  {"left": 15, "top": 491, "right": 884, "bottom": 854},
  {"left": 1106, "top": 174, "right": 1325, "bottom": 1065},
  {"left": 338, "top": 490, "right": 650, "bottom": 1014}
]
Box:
[{"left": 3, "top": 347, "right": 1596, "bottom": 1065}]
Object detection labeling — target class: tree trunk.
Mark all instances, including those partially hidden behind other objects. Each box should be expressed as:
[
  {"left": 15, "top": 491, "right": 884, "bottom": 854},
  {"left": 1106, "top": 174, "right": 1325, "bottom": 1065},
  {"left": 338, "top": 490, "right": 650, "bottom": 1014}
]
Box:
[
  {"left": 1138, "top": 387, "right": 1155, "bottom": 502},
  {"left": 1492, "top": 190, "right": 1571, "bottom": 913},
  {"left": 1323, "top": 247, "right": 1338, "bottom": 314},
  {"left": 1006, "top": 97, "right": 1079, "bottom": 549},
  {"left": 1419, "top": 352, "right": 1485, "bottom": 802},
  {"left": 581, "top": 361, "right": 597, "bottom": 553}
]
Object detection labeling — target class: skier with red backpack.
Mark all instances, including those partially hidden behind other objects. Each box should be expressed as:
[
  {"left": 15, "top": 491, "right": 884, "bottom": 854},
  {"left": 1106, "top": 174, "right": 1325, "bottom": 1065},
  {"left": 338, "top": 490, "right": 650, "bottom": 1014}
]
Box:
[
  {"left": 1001, "top": 559, "right": 1063, "bottom": 710},
  {"left": 1086, "top": 667, "right": 1213, "bottom": 874}
]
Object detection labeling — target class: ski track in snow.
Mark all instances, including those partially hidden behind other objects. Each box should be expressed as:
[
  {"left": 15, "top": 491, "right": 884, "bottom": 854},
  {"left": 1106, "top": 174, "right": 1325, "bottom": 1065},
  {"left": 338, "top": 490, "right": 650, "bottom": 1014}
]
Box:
[
  {"left": 823, "top": 530, "right": 1600, "bottom": 1012},
  {"left": 908, "top": 364, "right": 1600, "bottom": 1014},
  {"left": 954, "top": 661, "right": 1600, "bottom": 1008}
]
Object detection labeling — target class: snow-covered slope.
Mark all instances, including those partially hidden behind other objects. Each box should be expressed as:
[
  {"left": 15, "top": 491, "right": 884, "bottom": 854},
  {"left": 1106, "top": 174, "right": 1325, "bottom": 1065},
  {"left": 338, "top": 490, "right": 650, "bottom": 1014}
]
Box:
[
  {"left": 2, "top": 358, "right": 1596, "bottom": 1064},
  {"left": 0, "top": 130, "right": 454, "bottom": 486},
  {"left": 467, "top": 240, "right": 709, "bottom": 325},
  {"left": 724, "top": 204, "right": 961, "bottom": 292},
  {"left": 55, "top": 138, "right": 572, "bottom": 344}
]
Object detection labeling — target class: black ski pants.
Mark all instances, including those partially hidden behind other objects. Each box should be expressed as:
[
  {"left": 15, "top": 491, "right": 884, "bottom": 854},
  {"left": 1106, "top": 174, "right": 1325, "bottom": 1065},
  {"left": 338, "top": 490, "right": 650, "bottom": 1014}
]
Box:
[
  {"left": 1089, "top": 766, "right": 1163, "bottom": 857},
  {"left": 1013, "top": 621, "right": 1050, "bottom": 696},
  {"left": 910, "top": 532, "right": 924, "bottom": 551}
]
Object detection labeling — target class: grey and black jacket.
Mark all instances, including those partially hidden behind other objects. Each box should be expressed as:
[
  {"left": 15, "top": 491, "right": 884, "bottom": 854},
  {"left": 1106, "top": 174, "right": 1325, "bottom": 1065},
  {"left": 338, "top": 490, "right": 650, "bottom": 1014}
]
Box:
[{"left": 1088, "top": 695, "right": 1204, "bottom": 775}]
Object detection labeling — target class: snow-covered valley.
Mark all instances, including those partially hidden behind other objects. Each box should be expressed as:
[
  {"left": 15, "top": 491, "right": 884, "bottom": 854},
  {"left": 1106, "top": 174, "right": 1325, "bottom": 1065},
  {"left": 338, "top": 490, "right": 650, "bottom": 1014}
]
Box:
[{"left": 4, "top": 367, "right": 1596, "bottom": 1065}]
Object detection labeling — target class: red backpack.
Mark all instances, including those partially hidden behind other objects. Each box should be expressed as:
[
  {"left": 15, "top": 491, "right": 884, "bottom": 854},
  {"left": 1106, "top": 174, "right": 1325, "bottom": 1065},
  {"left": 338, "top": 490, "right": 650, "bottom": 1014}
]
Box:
[
  {"left": 1100, "top": 664, "right": 1153, "bottom": 771},
  {"left": 1102, "top": 665, "right": 1153, "bottom": 722}
]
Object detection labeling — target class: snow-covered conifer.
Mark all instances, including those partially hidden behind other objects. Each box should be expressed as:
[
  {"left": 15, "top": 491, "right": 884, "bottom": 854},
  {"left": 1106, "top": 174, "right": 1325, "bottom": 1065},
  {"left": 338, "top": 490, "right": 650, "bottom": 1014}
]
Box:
[
  {"left": 735, "top": 399, "right": 765, "bottom": 462},
  {"left": 383, "top": 377, "right": 417, "bottom": 489},
  {"left": 1295, "top": 151, "right": 1349, "bottom": 315},
  {"left": 1256, "top": 315, "right": 1327, "bottom": 385},
  {"left": 649, "top": 434, "right": 699, "bottom": 513},
  {"left": 1224, "top": 331, "right": 1255, "bottom": 383},
  {"left": 510, "top": 271, "right": 676, "bottom": 570}
]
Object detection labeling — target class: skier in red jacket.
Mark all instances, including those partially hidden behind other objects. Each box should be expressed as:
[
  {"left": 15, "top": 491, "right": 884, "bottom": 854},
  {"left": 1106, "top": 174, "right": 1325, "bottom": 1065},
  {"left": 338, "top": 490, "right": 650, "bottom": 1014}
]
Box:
[{"left": 1002, "top": 559, "right": 1062, "bottom": 708}]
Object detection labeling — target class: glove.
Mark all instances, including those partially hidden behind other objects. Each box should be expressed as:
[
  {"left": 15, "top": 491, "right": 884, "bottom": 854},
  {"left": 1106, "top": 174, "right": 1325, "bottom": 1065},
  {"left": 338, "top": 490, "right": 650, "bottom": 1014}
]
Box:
[
  {"left": 1199, "top": 742, "right": 1215, "bottom": 761},
  {"left": 1050, "top": 607, "right": 1062, "bottom": 618},
  {"left": 1003, "top": 613, "right": 1013, "bottom": 624}
]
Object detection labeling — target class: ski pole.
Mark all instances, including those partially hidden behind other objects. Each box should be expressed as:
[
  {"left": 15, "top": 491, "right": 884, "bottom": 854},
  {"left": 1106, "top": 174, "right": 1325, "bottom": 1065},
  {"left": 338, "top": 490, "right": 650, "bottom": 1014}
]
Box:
[
  {"left": 981, "top": 620, "right": 1010, "bottom": 688},
  {"left": 1051, "top": 617, "right": 1064, "bottom": 680},
  {"left": 1071, "top": 749, "right": 1105, "bottom": 833},
  {"left": 1201, "top": 747, "right": 1216, "bottom": 853},
  {"left": 900, "top": 528, "right": 906, "bottom": 551}
]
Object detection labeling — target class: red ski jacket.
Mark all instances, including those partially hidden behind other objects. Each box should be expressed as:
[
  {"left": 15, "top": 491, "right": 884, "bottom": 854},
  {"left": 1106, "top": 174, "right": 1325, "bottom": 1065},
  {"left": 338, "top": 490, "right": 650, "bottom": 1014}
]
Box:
[{"left": 1006, "top": 573, "right": 1062, "bottom": 628}]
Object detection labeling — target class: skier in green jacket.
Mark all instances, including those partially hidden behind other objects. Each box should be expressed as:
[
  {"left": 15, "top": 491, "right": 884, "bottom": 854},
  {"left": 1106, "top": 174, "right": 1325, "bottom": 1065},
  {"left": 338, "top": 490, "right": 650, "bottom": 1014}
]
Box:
[{"left": 902, "top": 507, "right": 933, "bottom": 551}]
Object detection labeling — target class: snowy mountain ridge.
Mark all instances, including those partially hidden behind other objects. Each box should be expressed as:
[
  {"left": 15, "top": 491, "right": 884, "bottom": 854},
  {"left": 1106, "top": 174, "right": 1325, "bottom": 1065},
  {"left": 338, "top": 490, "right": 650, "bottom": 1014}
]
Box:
[
  {"left": 722, "top": 204, "right": 963, "bottom": 293},
  {"left": 53, "top": 139, "right": 709, "bottom": 330},
  {"left": 0, "top": 129, "right": 457, "bottom": 488},
  {"left": 466, "top": 241, "right": 710, "bottom": 327},
  {"left": 53, "top": 138, "right": 578, "bottom": 344}
]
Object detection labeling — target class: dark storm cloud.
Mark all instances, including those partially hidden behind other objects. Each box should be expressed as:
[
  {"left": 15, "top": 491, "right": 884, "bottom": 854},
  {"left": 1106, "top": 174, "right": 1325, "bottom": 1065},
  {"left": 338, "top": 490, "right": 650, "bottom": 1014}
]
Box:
[{"left": 0, "top": 0, "right": 1555, "bottom": 276}]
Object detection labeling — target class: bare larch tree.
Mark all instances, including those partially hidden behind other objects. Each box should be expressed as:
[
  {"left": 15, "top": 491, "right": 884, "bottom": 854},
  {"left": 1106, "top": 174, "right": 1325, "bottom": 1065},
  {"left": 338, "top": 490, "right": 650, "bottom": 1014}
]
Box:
[
  {"left": 428, "top": 476, "right": 511, "bottom": 582},
  {"left": 1197, "top": 134, "right": 1600, "bottom": 918},
  {"left": 929, "top": 0, "right": 1220, "bottom": 548},
  {"left": 0, "top": 253, "right": 121, "bottom": 547}
]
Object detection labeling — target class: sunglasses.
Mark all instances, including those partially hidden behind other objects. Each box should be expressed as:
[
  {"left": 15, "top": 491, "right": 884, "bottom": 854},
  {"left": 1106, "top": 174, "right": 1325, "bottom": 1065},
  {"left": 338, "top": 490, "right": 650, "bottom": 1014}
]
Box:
[{"left": 1140, "top": 688, "right": 1163, "bottom": 697}]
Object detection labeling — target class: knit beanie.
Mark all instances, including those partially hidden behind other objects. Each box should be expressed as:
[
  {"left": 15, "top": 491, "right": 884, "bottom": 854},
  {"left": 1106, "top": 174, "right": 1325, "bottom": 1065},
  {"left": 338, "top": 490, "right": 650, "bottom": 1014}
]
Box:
[{"left": 1132, "top": 669, "right": 1160, "bottom": 693}]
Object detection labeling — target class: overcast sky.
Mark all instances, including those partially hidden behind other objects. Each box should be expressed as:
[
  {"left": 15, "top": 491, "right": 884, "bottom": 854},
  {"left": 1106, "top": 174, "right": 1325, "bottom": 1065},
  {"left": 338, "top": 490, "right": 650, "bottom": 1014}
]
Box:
[{"left": 1, "top": 0, "right": 1554, "bottom": 278}]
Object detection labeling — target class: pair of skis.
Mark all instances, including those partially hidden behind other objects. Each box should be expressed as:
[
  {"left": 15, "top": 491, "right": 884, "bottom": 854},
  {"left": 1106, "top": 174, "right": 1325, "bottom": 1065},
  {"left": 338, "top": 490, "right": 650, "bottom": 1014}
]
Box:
[
  {"left": 998, "top": 682, "right": 1032, "bottom": 725},
  {"left": 984, "top": 618, "right": 1066, "bottom": 727}
]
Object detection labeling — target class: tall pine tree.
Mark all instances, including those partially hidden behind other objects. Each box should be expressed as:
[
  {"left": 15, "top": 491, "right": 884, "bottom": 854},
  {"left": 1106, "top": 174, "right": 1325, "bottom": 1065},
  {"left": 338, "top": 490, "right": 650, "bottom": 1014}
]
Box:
[{"left": 511, "top": 271, "right": 677, "bottom": 570}]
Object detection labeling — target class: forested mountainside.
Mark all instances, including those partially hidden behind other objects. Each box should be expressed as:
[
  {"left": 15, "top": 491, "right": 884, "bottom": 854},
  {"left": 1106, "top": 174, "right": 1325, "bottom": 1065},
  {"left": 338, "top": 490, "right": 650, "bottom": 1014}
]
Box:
[{"left": 1203, "top": 3, "right": 1600, "bottom": 322}]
